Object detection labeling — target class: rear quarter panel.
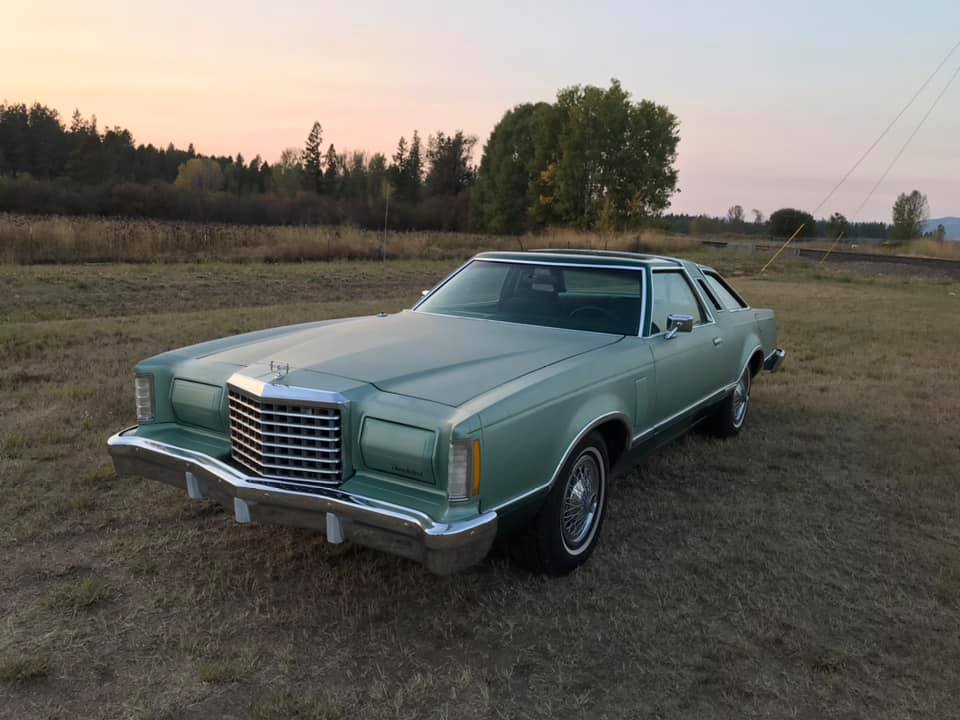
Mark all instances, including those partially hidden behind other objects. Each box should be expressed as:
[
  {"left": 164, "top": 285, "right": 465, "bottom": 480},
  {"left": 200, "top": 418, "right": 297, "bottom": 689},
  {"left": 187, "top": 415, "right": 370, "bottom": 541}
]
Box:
[{"left": 753, "top": 308, "right": 778, "bottom": 357}]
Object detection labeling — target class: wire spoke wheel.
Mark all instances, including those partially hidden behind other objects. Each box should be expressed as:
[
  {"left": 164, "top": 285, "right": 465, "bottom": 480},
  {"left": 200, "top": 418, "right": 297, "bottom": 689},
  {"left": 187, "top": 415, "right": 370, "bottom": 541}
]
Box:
[
  {"left": 560, "top": 450, "right": 603, "bottom": 552},
  {"left": 732, "top": 370, "right": 751, "bottom": 428}
]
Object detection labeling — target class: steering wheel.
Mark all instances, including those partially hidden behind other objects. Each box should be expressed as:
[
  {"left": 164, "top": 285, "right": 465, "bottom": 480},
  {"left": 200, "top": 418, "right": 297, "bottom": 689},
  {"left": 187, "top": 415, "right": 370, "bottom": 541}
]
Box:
[{"left": 568, "top": 306, "right": 612, "bottom": 321}]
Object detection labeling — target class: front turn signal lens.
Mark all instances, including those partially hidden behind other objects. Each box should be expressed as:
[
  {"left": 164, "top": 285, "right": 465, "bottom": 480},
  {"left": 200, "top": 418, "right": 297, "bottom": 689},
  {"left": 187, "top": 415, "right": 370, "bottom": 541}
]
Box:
[
  {"left": 472, "top": 439, "right": 482, "bottom": 497},
  {"left": 448, "top": 439, "right": 481, "bottom": 503},
  {"left": 134, "top": 375, "right": 155, "bottom": 423}
]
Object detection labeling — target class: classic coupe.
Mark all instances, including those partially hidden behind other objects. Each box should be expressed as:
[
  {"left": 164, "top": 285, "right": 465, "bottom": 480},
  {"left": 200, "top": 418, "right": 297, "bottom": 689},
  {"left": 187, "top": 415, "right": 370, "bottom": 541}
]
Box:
[{"left": 108, "top": 250, "right": 784, "bottom": 575}]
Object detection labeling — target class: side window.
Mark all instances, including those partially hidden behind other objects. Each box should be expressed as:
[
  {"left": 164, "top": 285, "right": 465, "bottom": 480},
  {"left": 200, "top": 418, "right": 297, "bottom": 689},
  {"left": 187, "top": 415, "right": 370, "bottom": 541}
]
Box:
[
  {"left": 703, "top": 271, "right": 748, "bottom": 310},
  {"left": 650, "top": 271, "right": 707, "bottom": 335},
  {"left": 696, "top": 278, "right": 722, "bottom": 311}
]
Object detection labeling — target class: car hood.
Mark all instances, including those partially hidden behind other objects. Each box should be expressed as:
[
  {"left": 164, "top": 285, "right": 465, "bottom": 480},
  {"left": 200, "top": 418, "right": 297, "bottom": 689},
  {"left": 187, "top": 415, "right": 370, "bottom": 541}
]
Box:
[{"left": 199, "top": 310, "right": 621, "bottom": 406}]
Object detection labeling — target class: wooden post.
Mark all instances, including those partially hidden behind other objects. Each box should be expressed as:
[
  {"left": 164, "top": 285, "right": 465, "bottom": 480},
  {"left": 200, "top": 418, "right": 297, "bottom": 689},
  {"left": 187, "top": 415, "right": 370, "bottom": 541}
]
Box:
[
  {"left": 760, "top": 224, "right": 806, "bottom": 273},
  {"left": 819, "top": 231, "right": 845, "bottom": 264}
]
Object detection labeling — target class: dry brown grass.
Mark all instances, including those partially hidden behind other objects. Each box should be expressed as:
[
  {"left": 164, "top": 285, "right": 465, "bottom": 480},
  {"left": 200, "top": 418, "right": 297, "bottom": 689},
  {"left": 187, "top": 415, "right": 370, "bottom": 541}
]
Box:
[
  {"left": 892, "top": 237, "right": 960, "bottom": 260},
  {"left": 0, "top": 213, "right": 700, "bottom": 265},
  {"left": 1, "top": 254, "right": 959, "bottom": 718},
  {"left": 0, "top": 656, "right": 49, "bottom": 687}
]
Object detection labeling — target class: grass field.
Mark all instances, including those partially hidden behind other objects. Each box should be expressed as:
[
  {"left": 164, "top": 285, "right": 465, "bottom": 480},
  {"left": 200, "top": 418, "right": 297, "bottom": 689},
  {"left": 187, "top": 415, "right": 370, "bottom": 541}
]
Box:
[
  {"left": 3, "top": 213, "right": 959, "bottom": 266},
  {"left": 2, "top": 251, "right": 959, "bottom": 719},
  {"left": 0, "top": 213, "right": 699, "bottom": 265}
]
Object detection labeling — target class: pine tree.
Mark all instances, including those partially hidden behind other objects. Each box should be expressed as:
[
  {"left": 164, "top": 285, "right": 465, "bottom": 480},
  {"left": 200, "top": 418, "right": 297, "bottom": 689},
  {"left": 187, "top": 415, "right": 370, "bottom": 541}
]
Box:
[
  {"left": 324, "top": 143, "right": 340, "bottom": 196},
  {"left": 303, "top": 121, "right": 323, "bottom": 193},
  {"left": 392, "top": 136, "right": 407, "bottom": 170},
  {"left": 404, "top": 130, "right": 423, "bottom": 203}
]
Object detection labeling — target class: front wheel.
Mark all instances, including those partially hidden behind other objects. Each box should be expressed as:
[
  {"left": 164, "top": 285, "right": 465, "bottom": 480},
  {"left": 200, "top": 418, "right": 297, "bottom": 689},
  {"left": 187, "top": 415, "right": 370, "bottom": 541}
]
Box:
[
  {"left": 706, "top": 366, "right": 751, "bottom": 437},
  {"left": 512, "top": 432, "right": 610, "bottom": 576}
]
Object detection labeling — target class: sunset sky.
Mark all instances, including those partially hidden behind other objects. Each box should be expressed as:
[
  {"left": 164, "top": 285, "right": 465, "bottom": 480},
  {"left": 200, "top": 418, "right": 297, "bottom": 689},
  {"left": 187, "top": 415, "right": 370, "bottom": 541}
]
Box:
[{"left": 3, "top": 0, "right": 958, "bottom": 221}]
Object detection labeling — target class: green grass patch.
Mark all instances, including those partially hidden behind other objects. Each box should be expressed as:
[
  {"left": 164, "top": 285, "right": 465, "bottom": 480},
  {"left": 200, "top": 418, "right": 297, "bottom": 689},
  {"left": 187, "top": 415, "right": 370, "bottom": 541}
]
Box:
[{"left": 45, "top": 577, "right": 111, "bottom": 612}]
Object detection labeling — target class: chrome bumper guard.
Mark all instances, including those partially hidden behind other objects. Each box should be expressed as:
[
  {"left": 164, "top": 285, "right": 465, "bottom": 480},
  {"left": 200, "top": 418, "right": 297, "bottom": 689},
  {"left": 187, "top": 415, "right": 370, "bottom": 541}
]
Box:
[
  {"left": 107, "top": 428, "right": 497, "bottom": 574},
  {"left": 764, "top": 348, "right": 786, "bottom": 372}
]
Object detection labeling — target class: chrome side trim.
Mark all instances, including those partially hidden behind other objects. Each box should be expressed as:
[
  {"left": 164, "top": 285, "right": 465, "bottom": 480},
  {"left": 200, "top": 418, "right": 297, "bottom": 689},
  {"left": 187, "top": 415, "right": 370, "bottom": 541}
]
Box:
[
  {"left": 631, "top": 386, "right": 731, "bottom": 443},
  {"left": 486, "top": 411, "right": 632, "bottom": 513}
]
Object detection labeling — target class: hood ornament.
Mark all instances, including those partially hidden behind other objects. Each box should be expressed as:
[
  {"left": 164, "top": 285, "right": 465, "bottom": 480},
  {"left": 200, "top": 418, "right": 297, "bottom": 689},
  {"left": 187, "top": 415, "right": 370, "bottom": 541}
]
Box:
[{"left": 269, "top": 360, "right": 291, "bottom": 383}]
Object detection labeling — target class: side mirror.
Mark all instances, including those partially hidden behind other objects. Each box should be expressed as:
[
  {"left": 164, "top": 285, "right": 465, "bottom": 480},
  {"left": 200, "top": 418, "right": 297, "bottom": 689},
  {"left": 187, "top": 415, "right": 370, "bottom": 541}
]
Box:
[{"left": 665, "top": 314, "right": 694, "bottom": 339}]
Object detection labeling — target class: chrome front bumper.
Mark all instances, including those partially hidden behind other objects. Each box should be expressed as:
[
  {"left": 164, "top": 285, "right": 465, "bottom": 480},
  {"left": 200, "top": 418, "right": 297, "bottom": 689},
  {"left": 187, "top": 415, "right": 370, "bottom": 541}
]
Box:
[
  {"left": 107, "top": 428, "right": 497, "bottom": 574},
  {"left": 764, "top": 348, "right": 786, "bottom": 372}
]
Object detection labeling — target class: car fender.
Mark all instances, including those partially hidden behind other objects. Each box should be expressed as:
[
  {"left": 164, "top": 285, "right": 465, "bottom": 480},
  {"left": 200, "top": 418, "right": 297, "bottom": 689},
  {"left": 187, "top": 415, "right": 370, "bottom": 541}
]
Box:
[{"left": 481, "top": 388, "right": 634, "bottom": 515}]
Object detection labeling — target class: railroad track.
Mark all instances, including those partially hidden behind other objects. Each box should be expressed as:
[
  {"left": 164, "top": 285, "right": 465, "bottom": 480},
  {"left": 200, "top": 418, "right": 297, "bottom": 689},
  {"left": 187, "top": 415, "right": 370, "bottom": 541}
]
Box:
[{"left": 701, "top": 240, "right": 960, "bottom": 275}]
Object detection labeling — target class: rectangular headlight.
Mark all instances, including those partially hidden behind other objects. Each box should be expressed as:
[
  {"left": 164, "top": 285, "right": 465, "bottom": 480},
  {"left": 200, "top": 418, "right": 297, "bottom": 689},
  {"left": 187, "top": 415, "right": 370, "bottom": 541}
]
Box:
[
  {"left": 448, "top": 439, "right": 481, "bottom": 503},
  {"left": 134, "top": 375, "right": 155, "bottom": 423}
]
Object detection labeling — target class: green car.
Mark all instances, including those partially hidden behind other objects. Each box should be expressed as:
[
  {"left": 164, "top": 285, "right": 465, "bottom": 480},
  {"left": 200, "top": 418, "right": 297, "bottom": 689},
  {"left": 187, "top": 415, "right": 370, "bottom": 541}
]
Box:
[{"left": 108, "top": 250, "right": 784, "bottom": 575}]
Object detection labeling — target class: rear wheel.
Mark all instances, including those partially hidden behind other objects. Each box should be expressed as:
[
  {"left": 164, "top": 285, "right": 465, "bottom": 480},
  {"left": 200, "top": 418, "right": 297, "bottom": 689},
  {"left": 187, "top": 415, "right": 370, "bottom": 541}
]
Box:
[
  {"left": 707, "top": 366, "right": 751, "bottom": 438},
  {"left": 512, "top": 432, "right": 609, "bottom": 576}
]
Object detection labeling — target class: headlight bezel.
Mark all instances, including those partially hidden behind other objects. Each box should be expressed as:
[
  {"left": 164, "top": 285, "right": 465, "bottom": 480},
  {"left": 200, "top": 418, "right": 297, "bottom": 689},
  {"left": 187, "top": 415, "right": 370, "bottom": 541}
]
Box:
[{"left": 134, "top": 374, "right": 155, "bottom": 424}]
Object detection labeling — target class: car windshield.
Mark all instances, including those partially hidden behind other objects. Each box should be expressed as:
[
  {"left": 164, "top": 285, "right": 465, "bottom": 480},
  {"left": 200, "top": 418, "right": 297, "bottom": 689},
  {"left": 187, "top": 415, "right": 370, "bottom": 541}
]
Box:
[{"left": 416, "top": 260, "right": 643, "bottom": 335}]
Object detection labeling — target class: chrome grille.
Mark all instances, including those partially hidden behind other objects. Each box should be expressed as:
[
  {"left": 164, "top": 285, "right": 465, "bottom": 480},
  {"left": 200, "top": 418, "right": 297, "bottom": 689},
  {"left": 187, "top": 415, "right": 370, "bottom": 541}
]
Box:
[{"left": 227, "top": 386, "right": 343, "bottom": 485}]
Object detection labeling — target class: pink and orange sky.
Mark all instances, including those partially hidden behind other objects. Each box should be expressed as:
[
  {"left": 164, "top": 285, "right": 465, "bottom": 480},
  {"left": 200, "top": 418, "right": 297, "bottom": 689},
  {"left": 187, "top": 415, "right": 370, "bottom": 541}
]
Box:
[{"left": 3, "top": 0, "right": 959, "bottom": 221}]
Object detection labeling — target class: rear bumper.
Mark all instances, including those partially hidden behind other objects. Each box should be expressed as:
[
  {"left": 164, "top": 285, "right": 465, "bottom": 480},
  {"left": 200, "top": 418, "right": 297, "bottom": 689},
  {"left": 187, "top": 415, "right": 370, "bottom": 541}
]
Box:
[
  {"left": 107, "top": 427, "right": 497, "bottom": 574},
  {"left": 764, "top": 348, "right": 786, "bottom": 372}
]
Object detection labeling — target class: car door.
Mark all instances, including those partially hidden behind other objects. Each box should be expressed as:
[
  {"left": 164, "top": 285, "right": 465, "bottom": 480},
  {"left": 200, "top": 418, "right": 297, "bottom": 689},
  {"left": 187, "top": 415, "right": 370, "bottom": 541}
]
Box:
[
  {"left": 699, "top": 267, "right": 754, "bottom": 385},
  {"left": 647, "top": 268, "right": 720, "bottom": 425},
  {"left": 692, "top": 271, "right": 741, "bottom": 386}
]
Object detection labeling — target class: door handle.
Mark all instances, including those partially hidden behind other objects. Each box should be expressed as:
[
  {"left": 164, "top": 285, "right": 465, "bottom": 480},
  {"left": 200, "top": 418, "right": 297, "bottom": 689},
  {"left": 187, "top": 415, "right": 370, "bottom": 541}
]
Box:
[{"left": 713, "top": 337, "right": 724, "bottom": 346}]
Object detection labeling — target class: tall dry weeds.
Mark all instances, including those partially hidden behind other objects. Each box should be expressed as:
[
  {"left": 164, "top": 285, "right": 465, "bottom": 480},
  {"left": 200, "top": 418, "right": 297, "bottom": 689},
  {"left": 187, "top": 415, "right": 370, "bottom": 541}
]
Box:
[{"left": 0, "top": 213, "right": 699, "bottom": 265}]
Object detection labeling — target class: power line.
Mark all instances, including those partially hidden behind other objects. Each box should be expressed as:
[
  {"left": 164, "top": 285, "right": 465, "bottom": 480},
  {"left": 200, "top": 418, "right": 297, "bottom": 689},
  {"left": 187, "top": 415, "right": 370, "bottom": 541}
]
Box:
[
  {"left": 850, "top": 61, "right": 960, "bottom": 221},
  {"left": 811, "top": 38, "right": 960, "bottom": 216}
]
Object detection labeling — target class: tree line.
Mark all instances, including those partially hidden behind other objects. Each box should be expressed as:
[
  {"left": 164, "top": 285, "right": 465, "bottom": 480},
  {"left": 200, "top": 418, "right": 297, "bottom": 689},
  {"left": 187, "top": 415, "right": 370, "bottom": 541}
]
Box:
[
  {"left": 0, "top": 101, "right": 481, "bottom": 229},
  {"left": 0, "top": 90, "right": 940, "bottom": 240},
  {"left": 661, "top": 211, "right": 890, "bottom": 240},
  {"left": 664, "top": 190, "right": 939, "bottom": 242},
  {"left": 0, "top": 80, "right": 684, "bottom": 233}
]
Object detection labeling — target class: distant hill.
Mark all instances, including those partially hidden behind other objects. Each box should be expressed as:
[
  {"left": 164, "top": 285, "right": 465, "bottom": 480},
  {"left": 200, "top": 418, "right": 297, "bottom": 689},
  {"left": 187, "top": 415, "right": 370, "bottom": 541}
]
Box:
[{"left": 922, "top": 217, "right": 960, "bottom": 240}]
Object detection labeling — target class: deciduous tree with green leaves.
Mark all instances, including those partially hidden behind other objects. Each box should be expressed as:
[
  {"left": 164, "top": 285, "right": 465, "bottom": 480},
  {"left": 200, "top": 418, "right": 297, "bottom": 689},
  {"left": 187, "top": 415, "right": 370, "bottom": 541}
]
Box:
[
  {"left": 890, "top": 190, "right": 929, "bottom": 241},
  {"left": 271, "top": 147, "right": 303, "bottom": 196},
  {"left": 769, "top": 208, "right": 816, "bottom": 238},
  {"left": 474, "top": 79, "right": 679, "bottom": 232},
  {"left": 173, "top": 158, "right": 224, "bottom": 193},
  {"left": 826, "top": 212, "right": 849, "bottom": 240},
  {"left": 472, "top": 102, "right": 559, "bottom": 234}
]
